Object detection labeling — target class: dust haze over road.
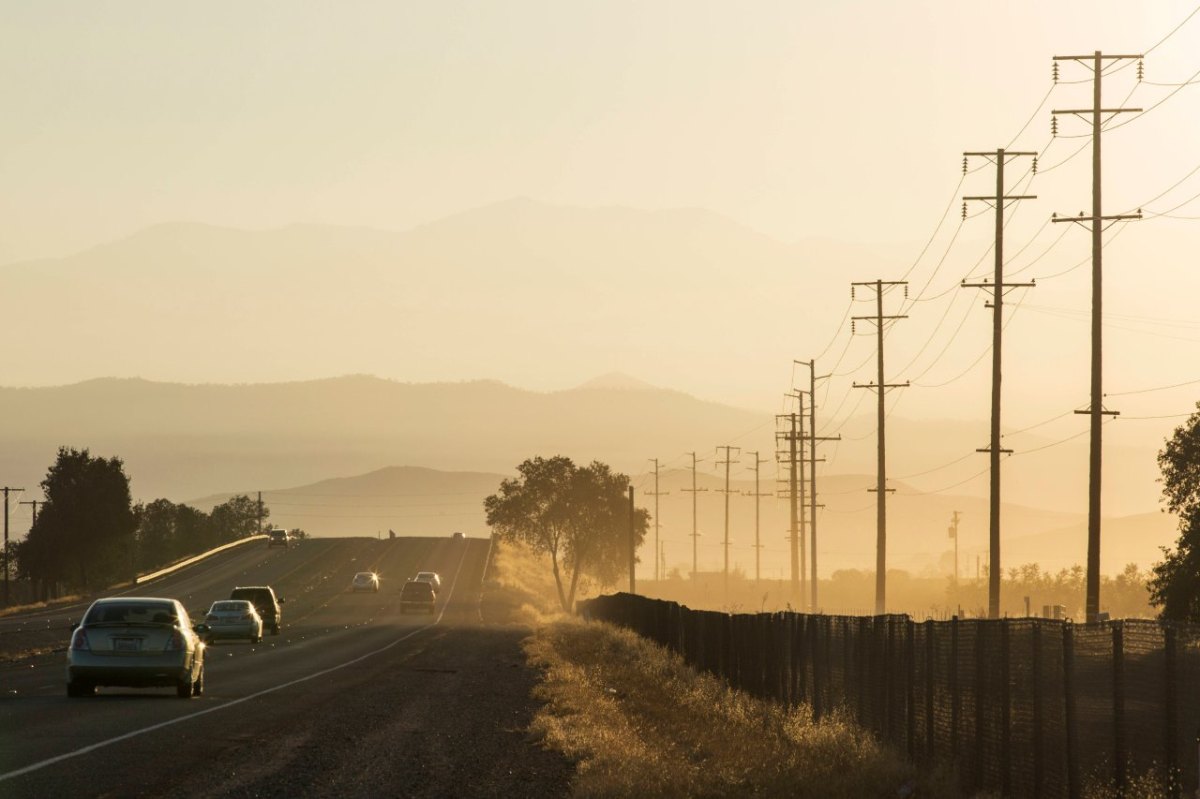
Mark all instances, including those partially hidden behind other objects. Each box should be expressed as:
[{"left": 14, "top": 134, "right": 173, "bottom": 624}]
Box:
[{"left": 0, "top": 536, "right": 571, "bottom": 798}]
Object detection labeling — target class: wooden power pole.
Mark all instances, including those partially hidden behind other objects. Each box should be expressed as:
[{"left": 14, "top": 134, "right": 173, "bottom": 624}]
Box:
[
  {"left": 797, "top": 359, "right": 840, "bottom": 612},
  {"left": 715, "top": 445, "right": 740, "bottom": 594},
  {"left": 2, "top": 487, "right": 24, "bottom": 606},
  {"left": 646, "top": 459, "right": 669, "bottom": 581},
  {"left": 682, "top": 452, "right": 707, "bottom": 580},
  {"left": 962, "top": 148, "right": 1037, "bottom": 619},
  {"left": 852, "top": 280, "right": 908, "bottom": 615},
  {"left": 743, "top": 451, "right": 771, "bottom": 582},
  {"left": 1051, "top": 50, "right": 1142, "bottom": 621}
]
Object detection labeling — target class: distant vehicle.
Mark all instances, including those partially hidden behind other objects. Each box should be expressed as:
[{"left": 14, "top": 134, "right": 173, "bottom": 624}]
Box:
[
  {"left": 267, "top": 529, "right": 291, "bottom": 548},
  {"left": 203, "top": 599, "right": 263, "bottom": 643},
  {"left": 452, "top": 531, "right": 466, "bottom": 540},
  {"left": 399, "top": 580, "right": 436, "bottom": 615},
  {"left": 414, "top": 571, "right": 441, "bottom": 593},
  {"left": 229, "top": 586, "right": 285, "bottom": 635},
  {"left": 351, "top": 572, "right": 380, "bottom": 593},
  {"left": 67, "top": 597, "right": 205, "bottom": 698}
]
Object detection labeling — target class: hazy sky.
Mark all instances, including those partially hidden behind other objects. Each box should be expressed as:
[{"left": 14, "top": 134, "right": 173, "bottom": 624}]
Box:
[
  {"left": 3, "top": 2, "right": 1200, "bottom": 435},
  {"left": 1, "top": 2, "right": 1196, "bottom": 263}
]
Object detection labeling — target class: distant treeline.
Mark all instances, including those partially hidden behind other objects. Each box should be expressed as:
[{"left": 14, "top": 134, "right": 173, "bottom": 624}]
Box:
[
  {"left": 651, "top": 562, "right": 1153, "bottom": 620},
  {"left": 11, "top": 447, "right": 269, "bottom": 599}
]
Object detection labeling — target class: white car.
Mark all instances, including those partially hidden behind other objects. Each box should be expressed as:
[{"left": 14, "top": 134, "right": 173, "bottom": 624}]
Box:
[
  {"left": 351, "top": 571, "right": 381, "bottom": 593},
  {"left": 67, "top": 597, "right": 205, "bottom": 698},
  {"left": 414, "top": 571, "right": 441, "bottom": 594},
  {"left": 203, "top": 599, "right": 263, "bottom": 643}
]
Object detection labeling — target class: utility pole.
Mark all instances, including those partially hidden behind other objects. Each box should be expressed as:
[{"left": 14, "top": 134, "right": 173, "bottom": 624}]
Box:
[
  {"left": 646, "top": 459, "right": 670, "bottom": 581},
  {"left": 19, "top": 500, "right": 41, "bottom": 604},
  {"left": 257, "top": 491, "right": 264, "bottom": 534},
  {"left": 19, "top": 499, "right": 40, "bottom": 527},
  {"left": 628, "top": 486, "right": 636, "bottom": 594},
  {"left": 962, "top": 148, "right": 1037, "bottom": 619},
  {"left": 776, "top": 406, "right": 804, "bottom": 605},
  {"left": 797, "top": 360, "right": 840, "bottom": 611},
  {"left": 715, "top": 445, "right": 741, "bottom": 594},
  {"left": 1051, "top": 51, "right": 1143, "bottom": 622},
  {"left": 852, "top": 280, "right": 909, "bottom": 615},
  {"left": 743, "top": 451, "right": 771, "bottom": 582},
  {"left": 682, "top": 452, "right": 707, "bottom": 580},
  {"left": 2, "top": 487, "right": 24, "bottom": 606},
  {"left": 949, "top": 510, "right": 962, "bottom": 590}
]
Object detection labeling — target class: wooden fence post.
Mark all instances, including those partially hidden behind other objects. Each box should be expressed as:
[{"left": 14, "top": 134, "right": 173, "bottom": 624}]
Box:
[
  {"left": 951, "top": 616, "right": 960, "bottom": 764},
  {"left": 1064, "top": 623, "right": 1080, "bottom": 799},
  {"left": 1165, "top": 623, "right": 1178, "bottom": 797},
  {"left": 1001, "top": 621, "right": 1011, "bottom": 797},
  {"left": 975, "top": 621, "right": 986, "bottom": 791},
  {"left": 926, "top": 618, "right": 935, "bottom": 765},
  {"left": 1032, "top": 621, "right": 1044, "bottom": 798},
  {"left": 906, "top": 619, "right": 916, "bottom": 761},
  {"left": 812, "top": 613, "right": 823, "bottom": 721},
  {"left": 1113, "top": 621, "right": 1125, "bottom": 791}
]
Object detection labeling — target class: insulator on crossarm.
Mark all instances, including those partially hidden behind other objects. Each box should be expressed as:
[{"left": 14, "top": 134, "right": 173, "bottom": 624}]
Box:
[
  {"left": 1032, "top": 156, "right": 1038, "bottom": 175},
  {"left": 962, "top": 201, "right": 967, "bottom": 220},
  {"left": 962, "top": 156, "right": 968, "bottom": 175},
  {"left": 1051, "top": 116, "right": 1058, "bottom": 137},
  {"left": 1137, "top": 60, "right": 1144, "bottom": 81},
  {"left": 851, "top": 320, "right": 856, "bottom": 334},
  {"left": 851, "top": 286, "right": 856, "bottom": 300},
  {"left": 903, "top": 285, "right": 908, "bottom": 299},
  {"left": 1052, "top": 62, "right": 1059, "bottom": 83}
]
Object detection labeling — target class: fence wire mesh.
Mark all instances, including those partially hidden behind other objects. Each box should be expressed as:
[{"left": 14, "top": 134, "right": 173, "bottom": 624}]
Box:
[{"left": 579, "top": 593, "right": 1193, "bottom": 798}]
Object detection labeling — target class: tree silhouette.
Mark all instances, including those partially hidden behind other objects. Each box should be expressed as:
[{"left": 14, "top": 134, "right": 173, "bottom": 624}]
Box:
[
  {"left": 485, "top": 456, "right": 648, "bottom": 612},
  {"left": 1151, "top": 403, "right": 1200, "bottom": 620},
  {"left": 22, "top": 447, "right": 135, "bottom": 591}
]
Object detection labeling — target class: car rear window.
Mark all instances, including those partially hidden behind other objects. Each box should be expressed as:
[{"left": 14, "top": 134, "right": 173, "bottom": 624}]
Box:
[
  {"left": 86, "top": 602, "right": 176, "bottom": 625},
  {"left": 231, "top": 589, "right": 274, "bottom": 606},
  {"left": 401, "top": 582, "right": 433, "bottom": 598},
  {"left": 212, "top": 601, "right": 249, "bottom": 612}
]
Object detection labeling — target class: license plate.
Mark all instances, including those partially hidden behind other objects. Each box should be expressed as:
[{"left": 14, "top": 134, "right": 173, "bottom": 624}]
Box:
[{"left": 114, "top": 638, "right": 141, "bottom": 652}]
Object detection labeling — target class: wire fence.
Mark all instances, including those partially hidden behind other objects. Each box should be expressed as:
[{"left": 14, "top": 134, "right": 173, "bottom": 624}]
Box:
[{"left": 578, "top": 592, "right": 1198, "bottom": 798}]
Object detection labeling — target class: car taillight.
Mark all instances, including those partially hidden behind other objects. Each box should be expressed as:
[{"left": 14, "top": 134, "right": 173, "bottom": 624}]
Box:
[
  {"left": 70, "top": 628, "right": 90, "bottom": 651},
  {"left": 163, "top": 629, "right": 185, "bottom": 651}
]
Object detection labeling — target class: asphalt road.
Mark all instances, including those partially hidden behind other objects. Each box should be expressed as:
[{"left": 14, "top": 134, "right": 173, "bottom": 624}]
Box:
[{"left": 0, "top": 536, "right": 572, "bottom": 798}]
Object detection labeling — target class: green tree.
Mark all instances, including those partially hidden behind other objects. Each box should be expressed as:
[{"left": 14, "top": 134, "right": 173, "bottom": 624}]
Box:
[
  {"left": 1151, "top": 403, "right": 1200, "bottom": 620},
  {"left": 21, "top": 447, "right": 136, "bottom": 591},
  {"left": 484, "top": 456, "right": 648, "bottom": 612},
  {"left": 210, "top": 494, "right": 265, "bottom": 545}
]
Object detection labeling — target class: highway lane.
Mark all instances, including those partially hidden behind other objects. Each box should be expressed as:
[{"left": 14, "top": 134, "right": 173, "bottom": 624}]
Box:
[{"left": 0, "top": 535, "right": 490, "bottom": 795}]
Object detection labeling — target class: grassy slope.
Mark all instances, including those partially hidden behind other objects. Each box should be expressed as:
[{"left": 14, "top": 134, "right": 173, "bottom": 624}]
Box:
[{"left": 490, "top": 540, "right": 953, "bottom": 797}]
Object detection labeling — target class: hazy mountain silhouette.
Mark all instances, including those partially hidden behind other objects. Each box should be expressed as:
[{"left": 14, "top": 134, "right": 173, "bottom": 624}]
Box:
[
  {"left": 0, "top": 199, "right": 886, "bottom": 400},
  {"left": 183, "top": 460, "right": 1175, "bottom": 578}
]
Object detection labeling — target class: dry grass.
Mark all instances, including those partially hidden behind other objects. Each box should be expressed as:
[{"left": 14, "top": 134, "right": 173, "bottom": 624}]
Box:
[
  {"left": 484, "top": 539, "right": 605, "bottom": 626},
  {"left": 524, "top": 616, "right": 955, "bottom": 798},
  {"left": 0, "top": 595, "right": 82, "bottom": 618}
]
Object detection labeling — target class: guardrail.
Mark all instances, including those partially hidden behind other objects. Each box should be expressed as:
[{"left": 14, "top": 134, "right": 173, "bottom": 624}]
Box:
[{"left": 134, "top": 535, "right": 268, "bottom": 585}]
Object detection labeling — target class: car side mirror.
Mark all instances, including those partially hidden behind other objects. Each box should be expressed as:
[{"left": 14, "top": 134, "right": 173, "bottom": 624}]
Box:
[
  {"left": 278, "top": 598, "right": 286, "bottom": 604},
  {"left": 70, "top": 621, "right": 79, "bottom": 631}
]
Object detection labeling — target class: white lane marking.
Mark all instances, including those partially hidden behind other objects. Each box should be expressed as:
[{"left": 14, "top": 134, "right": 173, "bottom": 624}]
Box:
[{"left": 0, "top": 543, "right": 471, "bottom": 784}]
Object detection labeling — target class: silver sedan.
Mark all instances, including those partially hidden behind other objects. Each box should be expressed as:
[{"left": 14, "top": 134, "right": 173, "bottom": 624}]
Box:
[
  {"left": 203, "top": 599, "right": 264, "bottom": 643},
  {"left": 66, "top": 597, "right": 206, "bottom": 698}
]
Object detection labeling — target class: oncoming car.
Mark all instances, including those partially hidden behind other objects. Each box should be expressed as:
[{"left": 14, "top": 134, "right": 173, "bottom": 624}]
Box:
[
  {"left": 351, "top": 571, "right": 380, "bottom": 593},
  {"left": 413, "top": 571, "right": 441, "bottom": 594},
  {"left": 66, "top": 597, "right": 205, "bottom": 698},
  {"left": 400, "top": 580, "right": 436, "bottom": 615},
  {"left": 267, "top": 528, "right": 290, "bottom": 548},
  {"left": 203, "top": 599, "right": 263, "bottom": 643}
]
